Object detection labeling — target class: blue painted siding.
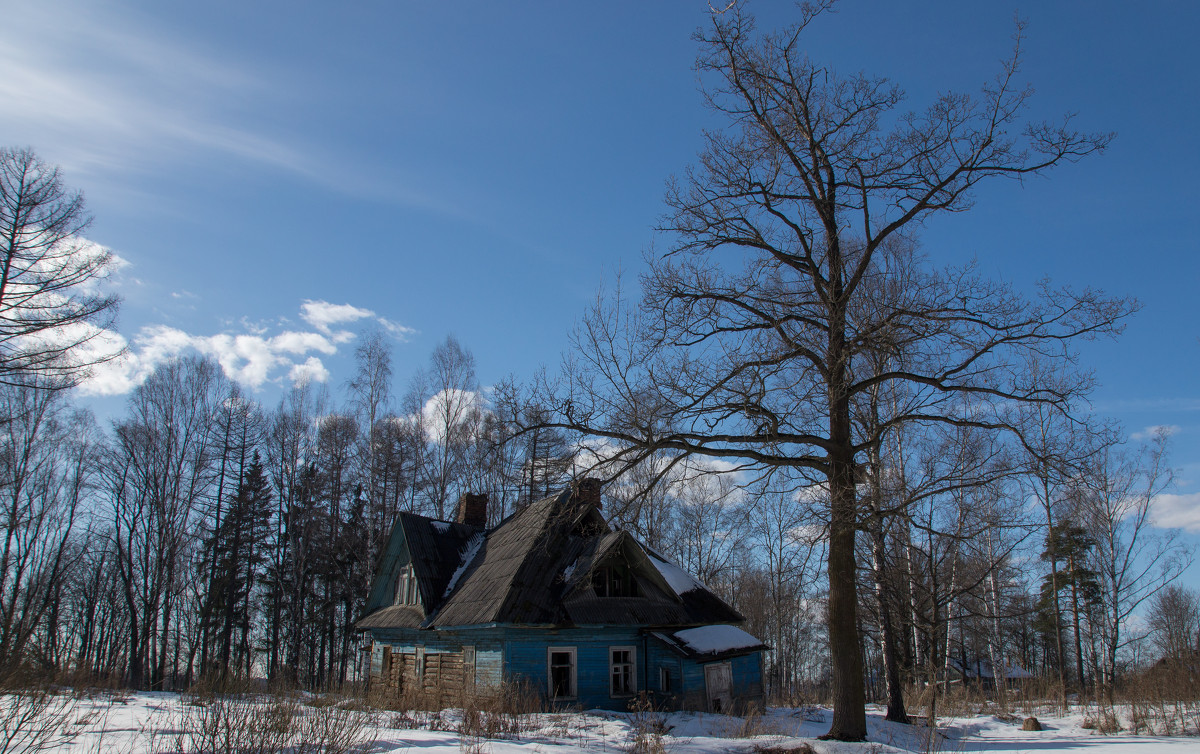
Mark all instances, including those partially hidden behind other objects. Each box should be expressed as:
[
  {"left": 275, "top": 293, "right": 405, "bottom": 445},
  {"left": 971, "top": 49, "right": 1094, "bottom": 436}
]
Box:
[
  {"left": 729, "top": 652, "right": 763, "bottom": 700},
  {"left": 501, "top": 626, "right": 646, "bottom": 710},
  {"left": 367, "top": 625, "right": 763, "bottom": 712},
  {"left": 645, "top": 635, "right": 685, "bottom": 703}
]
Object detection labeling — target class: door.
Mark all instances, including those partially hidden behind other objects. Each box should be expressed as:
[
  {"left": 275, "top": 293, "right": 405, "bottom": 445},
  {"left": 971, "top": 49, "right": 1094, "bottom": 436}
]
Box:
[
  {"left": 704, "top": 662, "right": 733, "bottom": 713},
  {"left": 382, "top": 646, "right": 394, "bottom": 691}
]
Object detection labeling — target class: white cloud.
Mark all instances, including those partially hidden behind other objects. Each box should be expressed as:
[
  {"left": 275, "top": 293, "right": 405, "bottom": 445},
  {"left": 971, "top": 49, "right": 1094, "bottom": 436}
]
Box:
[
  {"left": 289, "top": 357, "right": 330, "bottom": 385},
  {"left": 1131, "top": 424, "right": 1181, "bottom": 442},
  {"left": 300, "top": 299, "right": 418, "bottom": 342},
  {"left": 299, "top": 300, "right": 375, "bottom": 336},
  {"left": 378, "top": 317, "right": 418, "bottom": 342},
  {"left": 420, "top": 389, "right": 484, "bottom": 443},
  {"left": 0, "top": 1, "right": 316, "bottom": 181},
  {"left": 1151, "top": 492, "right": 1200, "bottom": 533},
  {"left": 78, "top": 300, "right": 413, "bottom": 396},
  {"left": 270, "top": 330, "right": 338, "bottom": 356}
]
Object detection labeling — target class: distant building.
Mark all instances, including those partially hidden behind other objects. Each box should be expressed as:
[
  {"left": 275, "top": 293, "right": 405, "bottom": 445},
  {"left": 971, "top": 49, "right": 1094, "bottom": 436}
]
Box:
[
  {"left": 357, "top": 479, "right": 766, "bottom": 712},
  {"left": 948, "top": 657, "right": 1034, "bottom": 690}
]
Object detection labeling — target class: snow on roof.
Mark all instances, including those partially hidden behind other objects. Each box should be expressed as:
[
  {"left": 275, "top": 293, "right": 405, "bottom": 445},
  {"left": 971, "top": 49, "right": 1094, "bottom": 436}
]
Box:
[
  {"left": 673, "top": 624, "right": 763, "bottom": 655},
  {"left": 561, "top": 557, "right": 579, "bottom": 582},
  {"left": 431, "top": 521, "right": 453, "bottom": 533},
  {"left": 646, "top": 551, "right": 708, "bottom": 596},
  {"left": 442, "top": 533, "right": 484, "bottom": 598},
  {"left": 949, "top": 658, "right": 1034, "bottom": 680}
]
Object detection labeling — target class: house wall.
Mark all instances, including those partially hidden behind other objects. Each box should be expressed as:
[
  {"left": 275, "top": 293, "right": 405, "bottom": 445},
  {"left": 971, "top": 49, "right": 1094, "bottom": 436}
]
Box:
[
  {"left": 368, "top": 626, "right": 763, "bottom": 713},
  {"left": 676, "top": 647, "right": 764, "bottom": 713},
  {"left": 367, "top": 627, "right": 504, "bottom": 706},
  {"left": 502, "top": 626, "right": 644, "bottom": 710}
]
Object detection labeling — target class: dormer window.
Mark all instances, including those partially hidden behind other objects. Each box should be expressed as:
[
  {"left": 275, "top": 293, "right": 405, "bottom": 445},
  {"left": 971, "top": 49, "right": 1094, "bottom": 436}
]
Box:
[
  {"left": 394, "top": 564, "right": 419, "bottom": 606},
  {"left": 592, "top": 564, "right": 637, "bottom": 598}
]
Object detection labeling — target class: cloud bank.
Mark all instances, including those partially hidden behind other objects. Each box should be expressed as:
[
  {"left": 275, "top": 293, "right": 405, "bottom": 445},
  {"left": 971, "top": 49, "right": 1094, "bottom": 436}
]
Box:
[{"left": 79, "top": 299, "right": 414, "bottom": 396}]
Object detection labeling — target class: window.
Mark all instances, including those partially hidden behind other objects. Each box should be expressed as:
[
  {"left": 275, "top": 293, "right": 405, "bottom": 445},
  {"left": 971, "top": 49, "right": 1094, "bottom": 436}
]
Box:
[
  {"left": 659, "top": 667, "right": 672, "bottom": 694},
  {"left": 395, "top": 564, "right": 419, "bottom": 606},
  {"left": 415, "top": 646, "right": 426, "bottom": 679},
  {"left": 610, "top": 646, "right": 636, "bottom": 696},
  {"left": 463, "top": 645, "right": 476, "bottom": 689},
  {"left": 592, "top": 565, "right": 638, "bottom": 597},
  {"left": 547, "top": 647, "right": 577, "bottom": 699}
]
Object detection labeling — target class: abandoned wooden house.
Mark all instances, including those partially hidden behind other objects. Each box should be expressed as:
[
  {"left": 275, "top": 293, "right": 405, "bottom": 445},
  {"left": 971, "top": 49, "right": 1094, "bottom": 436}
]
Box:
[
  {"left": 947, "top": 657, "right": 1035, "bottom": 691},
  {"left": 357, "top": 479, "right": 766, "bottom": 712}
]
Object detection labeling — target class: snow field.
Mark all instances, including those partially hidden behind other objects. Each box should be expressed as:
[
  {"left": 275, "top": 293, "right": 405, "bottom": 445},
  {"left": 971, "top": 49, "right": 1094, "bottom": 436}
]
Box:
[{"left": 8, "top": 691, "right": 1200, "bottom": 754}]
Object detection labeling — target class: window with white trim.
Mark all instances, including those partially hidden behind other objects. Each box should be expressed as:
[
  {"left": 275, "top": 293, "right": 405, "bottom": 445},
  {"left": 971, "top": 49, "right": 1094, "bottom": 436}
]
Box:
[
  {"left": 610, "top": 646, "right": 636, "bottom": 696},
  {"left": 547, "top": 647, "right": 577, "bottom": 700},
  {"left": 395, "top": 564, "right": 418, "bottom": 605}
]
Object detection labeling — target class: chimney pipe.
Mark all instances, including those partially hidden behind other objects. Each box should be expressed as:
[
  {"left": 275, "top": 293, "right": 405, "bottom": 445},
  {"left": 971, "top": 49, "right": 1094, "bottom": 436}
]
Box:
[
  {"left": 574, "top": 478, "right": 602, "bottom": 510},
  {"left": 455, "top": 492, "right": 488, "bottom": 528}
]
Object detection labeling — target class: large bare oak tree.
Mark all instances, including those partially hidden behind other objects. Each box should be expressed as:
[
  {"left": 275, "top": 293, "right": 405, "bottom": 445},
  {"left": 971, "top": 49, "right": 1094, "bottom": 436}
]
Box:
[{"left": 529, "top": 3, "right": 1130, "bottom": 740}]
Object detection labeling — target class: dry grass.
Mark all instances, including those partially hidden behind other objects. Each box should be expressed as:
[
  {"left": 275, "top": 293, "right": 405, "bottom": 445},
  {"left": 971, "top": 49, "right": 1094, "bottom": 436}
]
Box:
[
  {"left": 0, "top": 686, "right": 80, "bottom": 754},
  {"left": 175, "top": 679, "right": 377, "bottom": 754},
  {"left": 626, "top": 693, "right": 670, "bottom": 754},
  {"left": 1114, "top": 664, "right": 1200, "bottom": 736},
  {"left": 752, "top": 745, "right": 814, "bottom": 754}
]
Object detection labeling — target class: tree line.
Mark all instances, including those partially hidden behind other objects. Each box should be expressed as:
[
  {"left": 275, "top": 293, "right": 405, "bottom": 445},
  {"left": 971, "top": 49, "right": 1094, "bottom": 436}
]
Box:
[
  {"left": 0, "top": 337, "right": 1193, "bottom": 708},
  {"left": 0, "top": 333, "right": 586, "bottom": 690}
]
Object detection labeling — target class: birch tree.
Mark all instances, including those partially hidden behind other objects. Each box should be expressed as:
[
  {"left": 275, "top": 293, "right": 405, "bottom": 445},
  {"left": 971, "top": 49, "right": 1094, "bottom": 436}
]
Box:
[{"left": 1081, "top": 430, "right": 1187, "bottom": 701}]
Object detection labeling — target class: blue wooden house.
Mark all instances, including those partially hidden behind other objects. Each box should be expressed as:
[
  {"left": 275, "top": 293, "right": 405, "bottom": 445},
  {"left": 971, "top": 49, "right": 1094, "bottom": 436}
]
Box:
[{"left": 357, "top": 479, "right": 766, "bottom": 712}]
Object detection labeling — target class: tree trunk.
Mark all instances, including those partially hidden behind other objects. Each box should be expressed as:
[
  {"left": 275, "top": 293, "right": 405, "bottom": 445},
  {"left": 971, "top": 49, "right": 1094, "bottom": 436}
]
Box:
[
  {"left": 873, "top": 523, "right": 909, "bottom": 723},
  {"left": 824, "top": 444, "right": 866, "bottom": 740},
  {"left": 1068, "top": 553, "right": 1086, "bottom": 698}
]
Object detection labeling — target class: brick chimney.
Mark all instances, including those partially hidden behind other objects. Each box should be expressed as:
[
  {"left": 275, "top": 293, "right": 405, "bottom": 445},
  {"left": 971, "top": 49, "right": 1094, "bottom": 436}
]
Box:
[
  {"left": 574, "top": 478, "right": 602, "bottom": 510},
  {"left": 455, "top": 492, "right": 488, "bottom": 528}
]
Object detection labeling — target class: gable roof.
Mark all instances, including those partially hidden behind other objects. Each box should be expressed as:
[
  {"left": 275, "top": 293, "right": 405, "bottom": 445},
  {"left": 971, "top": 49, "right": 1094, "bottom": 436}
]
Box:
[
  {"left": 358, "top": 483, "right": 744, "bottom": 631},
  {"left": 429, "top": 488, "right": 605, "bottom": 627},
  {"left": 400, "top": 513, "right": 480, "bottom": 612},
  {"left": 361, "top": 511, "right": 480, "bottom": 618}
]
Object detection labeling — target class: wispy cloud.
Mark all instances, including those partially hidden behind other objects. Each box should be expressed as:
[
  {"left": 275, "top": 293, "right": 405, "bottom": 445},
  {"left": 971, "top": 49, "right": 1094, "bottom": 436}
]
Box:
[
  {"left": 1131, "top": 424, "right": 1182, "bottom": 442},
  {"left": 299, "top": 300, "right": 376, "bottom": 338},
  {"left": 79, "top": 299, "right": 416, "bottom": 396},
  {"left": 0, "top": 1, "right": 311, "bottom": 180},
  {"left": 0, "top": 0, "right": 467, "bottom": 216}
]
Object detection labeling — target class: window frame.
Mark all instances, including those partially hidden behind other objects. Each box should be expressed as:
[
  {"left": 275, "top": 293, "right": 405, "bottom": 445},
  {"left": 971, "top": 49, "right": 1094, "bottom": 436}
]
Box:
[
  {"left": 395, "top": 563, "right": 419, "bottom": 606},
  {"left": 546, "top": 646, "right": 578, "bottom": 701},
  {"left": 609, "top": 645, "right": 637, "bottom": 697}
]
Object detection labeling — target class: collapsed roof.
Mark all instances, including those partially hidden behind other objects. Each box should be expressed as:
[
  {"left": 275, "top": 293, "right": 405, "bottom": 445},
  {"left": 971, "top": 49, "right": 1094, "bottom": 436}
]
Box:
[{"left": 358, "top": 483, "right": 744, "bottom": 631}]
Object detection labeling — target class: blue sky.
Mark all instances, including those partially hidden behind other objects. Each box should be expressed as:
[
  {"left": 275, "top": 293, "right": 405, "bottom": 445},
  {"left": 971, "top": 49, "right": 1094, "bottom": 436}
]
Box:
[{"left": 4, "top": 1, "right": 1199, "bottom": 551}]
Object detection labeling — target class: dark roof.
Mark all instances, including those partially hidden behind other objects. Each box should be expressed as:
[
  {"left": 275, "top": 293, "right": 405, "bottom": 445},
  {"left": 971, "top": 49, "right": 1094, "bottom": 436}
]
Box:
[
  {"left": 357, "top": 483, "right": 748, "bottom": 633},
  {"left": 395, "top": 513, "right": 479, "bottom": 613},
  {"left": 357, "top": 604, "right": 424, "bottom": 630},
  {"left": 429, "top": 488, "right": 604, "bottom": 627},
  {"left": 948, "top": 658, "right": 1034, "bottom": 680}
]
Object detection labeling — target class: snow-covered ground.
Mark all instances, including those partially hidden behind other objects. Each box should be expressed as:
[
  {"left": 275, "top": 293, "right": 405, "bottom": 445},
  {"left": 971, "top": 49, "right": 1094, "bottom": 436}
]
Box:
[{"left": 16, "top": 691, "right": 1200, "bottom": 754}]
